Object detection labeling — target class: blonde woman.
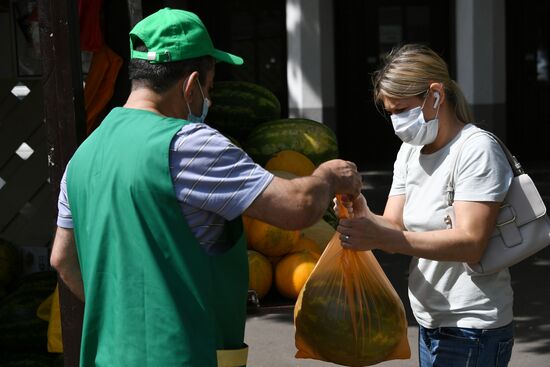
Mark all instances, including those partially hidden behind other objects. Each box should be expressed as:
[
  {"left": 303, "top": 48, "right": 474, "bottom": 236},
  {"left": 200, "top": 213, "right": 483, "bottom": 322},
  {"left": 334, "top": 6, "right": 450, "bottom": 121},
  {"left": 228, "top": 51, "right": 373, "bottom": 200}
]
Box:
[{"left": 337, "top": 44, "right": 515, "bottom": 366}]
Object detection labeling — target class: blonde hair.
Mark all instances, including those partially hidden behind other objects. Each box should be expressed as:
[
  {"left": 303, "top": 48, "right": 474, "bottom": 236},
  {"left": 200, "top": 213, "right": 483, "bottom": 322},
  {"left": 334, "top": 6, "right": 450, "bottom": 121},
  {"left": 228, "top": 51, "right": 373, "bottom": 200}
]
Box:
[{"left": 372, "top": 44, "right": 473, "bottom": 123}]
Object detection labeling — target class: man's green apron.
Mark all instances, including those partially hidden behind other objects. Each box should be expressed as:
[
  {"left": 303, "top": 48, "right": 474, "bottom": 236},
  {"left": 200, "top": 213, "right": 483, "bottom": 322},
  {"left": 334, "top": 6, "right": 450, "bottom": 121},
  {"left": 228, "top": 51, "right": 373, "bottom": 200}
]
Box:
[{"left": 67, "top": 108, "right": 248, "bottom": 367}]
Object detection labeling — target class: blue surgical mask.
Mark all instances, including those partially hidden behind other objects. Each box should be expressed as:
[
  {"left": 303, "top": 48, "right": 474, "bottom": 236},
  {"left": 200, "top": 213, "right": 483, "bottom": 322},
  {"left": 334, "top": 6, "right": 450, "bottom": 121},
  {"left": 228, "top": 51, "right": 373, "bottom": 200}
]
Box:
[
  {"left": 185, "top": 79, "right": 211, "bottom": 124},
  {"left": 390, "top": 93, "right": 440, "bottom": 146}
]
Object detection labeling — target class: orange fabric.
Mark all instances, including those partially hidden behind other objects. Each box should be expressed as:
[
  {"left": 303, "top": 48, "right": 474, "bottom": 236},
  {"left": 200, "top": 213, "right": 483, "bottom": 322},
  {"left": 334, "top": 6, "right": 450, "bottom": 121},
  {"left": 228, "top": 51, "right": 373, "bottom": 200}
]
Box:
[
  {"left": 84, "top": 45, "right": 123, "bottom": 135},
  {"left": 294, "top": 196, "right": 411, "bottom": 366}
]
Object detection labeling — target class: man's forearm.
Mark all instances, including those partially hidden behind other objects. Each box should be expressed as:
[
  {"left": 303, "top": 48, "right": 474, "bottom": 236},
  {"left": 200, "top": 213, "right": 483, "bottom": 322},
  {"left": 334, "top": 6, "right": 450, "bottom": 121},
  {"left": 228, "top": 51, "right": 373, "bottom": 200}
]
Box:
[
  {"left": 50, "top": 227, "right": 85, "bottom": 302},
  {"left": 244, "top": 173, "right": 338, "bottom": 230},
  {"left": 244, "top": 159, "right": 361, "bottom": 230},
  {"left": 58, "top": 262, "right": 85, "bottom": 302}
]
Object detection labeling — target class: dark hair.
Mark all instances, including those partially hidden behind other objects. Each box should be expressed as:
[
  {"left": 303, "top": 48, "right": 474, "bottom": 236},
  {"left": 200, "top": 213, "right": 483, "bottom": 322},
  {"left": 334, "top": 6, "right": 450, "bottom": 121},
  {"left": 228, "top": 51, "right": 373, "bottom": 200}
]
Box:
[{"left": 128, "top": 42, "right": 215, "bottom": 93}]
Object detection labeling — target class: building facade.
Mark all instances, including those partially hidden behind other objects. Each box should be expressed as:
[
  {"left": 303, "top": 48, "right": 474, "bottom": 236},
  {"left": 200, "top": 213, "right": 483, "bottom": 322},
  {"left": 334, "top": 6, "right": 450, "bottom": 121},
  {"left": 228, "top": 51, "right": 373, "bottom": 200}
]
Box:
[{"left": 1, "top": 0, "right": 549, "bottom": 246}]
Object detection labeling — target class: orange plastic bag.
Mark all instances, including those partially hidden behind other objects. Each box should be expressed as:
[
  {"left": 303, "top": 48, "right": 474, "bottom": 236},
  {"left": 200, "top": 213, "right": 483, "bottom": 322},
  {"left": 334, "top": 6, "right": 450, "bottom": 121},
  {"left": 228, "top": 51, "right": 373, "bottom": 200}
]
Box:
[{"left": 294, "top": 200, "right": 410, "bottom": 366}]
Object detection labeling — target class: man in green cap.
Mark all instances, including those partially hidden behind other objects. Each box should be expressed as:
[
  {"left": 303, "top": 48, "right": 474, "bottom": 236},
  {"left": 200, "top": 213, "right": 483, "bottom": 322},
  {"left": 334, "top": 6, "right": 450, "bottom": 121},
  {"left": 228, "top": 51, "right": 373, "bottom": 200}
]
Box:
[{"left": 50, "top": 8, "right": 361, "bottom": 367}]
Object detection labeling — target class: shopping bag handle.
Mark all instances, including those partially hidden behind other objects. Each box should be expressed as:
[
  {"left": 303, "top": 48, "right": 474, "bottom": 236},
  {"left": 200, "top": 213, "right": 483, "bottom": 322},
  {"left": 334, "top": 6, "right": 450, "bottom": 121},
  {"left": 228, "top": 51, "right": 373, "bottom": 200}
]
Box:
[{"left": 335, "top": 194, "right": 351, "bottom": 219}]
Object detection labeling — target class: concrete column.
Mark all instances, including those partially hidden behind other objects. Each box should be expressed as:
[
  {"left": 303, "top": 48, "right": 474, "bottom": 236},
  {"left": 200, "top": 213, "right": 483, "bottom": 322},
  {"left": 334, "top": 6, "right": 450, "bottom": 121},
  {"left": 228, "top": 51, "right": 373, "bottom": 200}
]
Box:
[
  {"left": 286, "top": 0, "right": 336, "bottom": 130},
  {"left": 456, "top": 0, "right": 507, "bottom": 139}
]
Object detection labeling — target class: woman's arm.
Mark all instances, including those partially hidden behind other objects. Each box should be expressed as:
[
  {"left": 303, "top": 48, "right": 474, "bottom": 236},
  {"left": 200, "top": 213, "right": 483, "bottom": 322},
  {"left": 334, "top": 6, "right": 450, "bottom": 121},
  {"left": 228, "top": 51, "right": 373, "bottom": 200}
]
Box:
[{"left": 338, "top": 198, "right": 500, "bottom": 263}]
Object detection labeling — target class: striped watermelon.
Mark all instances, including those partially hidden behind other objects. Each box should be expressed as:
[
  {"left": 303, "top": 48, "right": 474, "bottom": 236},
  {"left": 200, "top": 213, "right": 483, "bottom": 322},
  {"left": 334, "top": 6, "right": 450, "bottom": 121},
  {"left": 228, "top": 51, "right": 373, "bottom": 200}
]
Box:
[
  {"left": 244, "top": 118, "right": 339, "bottom": 166},
  {"left": 207, "top": 81, "right": 281, "bottom": 141}
]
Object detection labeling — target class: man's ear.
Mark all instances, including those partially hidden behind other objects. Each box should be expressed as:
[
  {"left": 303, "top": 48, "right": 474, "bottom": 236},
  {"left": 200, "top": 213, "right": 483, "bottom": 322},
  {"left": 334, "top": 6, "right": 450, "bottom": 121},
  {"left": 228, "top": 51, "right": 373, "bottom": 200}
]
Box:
[{"left": 182, "top": 71, "right": 199, "bottom": 103}]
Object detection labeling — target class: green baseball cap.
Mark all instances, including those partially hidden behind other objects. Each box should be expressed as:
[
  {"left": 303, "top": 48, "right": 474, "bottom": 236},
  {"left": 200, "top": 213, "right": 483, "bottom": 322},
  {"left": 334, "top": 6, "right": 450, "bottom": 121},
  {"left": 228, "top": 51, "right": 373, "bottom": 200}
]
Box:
[{"left": 129, "top": 8, "right": 243, "bottom": 65}]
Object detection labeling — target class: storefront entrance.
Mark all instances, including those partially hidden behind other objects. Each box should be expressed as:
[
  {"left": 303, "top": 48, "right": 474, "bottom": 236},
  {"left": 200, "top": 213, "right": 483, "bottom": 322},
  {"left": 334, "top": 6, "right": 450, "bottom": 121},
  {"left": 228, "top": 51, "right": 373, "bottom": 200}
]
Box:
[
  {"left": 333, "top": 0, "right": 454, "bottom": 170},
  {"left": 506, "top": 0, "right": 550, "bottom": 165}
]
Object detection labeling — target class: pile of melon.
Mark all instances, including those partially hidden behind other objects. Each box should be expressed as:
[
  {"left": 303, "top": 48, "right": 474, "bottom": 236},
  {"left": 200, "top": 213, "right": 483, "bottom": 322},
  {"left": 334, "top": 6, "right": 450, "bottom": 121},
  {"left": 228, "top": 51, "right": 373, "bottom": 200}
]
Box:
[
  {"left": 208, "top": 81, "right": 339, "bottom": 167},
  {"left": 208, "top": 80, "right": 341, "bottom": 302},
  {"left": 243, "top": 151, "right": 337, "bottom": 301},
  {"left": 245, "top": 217, "right": 330, "bottom": 301}
]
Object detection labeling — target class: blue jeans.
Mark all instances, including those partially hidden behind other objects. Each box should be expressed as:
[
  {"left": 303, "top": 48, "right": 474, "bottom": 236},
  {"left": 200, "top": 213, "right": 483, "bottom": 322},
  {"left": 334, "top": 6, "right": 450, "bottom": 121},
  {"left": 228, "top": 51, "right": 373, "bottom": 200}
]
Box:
[{"left": 418, "top": 322, "right": 514, "bottom": 367}]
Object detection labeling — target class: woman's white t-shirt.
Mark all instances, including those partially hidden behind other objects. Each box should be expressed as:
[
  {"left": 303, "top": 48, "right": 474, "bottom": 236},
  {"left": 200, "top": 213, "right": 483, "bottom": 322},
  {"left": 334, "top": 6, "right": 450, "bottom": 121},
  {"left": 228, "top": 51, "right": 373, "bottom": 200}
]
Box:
[{"left": 389, "top": 123, "right": 514, "bottom": 329}]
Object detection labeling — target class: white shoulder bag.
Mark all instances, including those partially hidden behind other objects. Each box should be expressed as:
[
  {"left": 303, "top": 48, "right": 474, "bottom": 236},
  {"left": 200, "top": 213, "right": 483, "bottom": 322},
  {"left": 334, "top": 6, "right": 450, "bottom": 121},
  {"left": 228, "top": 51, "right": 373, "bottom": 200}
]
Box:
[{"left": 445, "top": 130, "right": 550, "bottom": 275}]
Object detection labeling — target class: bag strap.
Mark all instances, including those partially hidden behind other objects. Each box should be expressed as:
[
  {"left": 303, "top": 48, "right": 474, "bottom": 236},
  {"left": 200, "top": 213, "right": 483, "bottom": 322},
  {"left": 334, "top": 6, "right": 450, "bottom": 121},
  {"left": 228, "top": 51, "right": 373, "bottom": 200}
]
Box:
[{"left": 446, "top": 129, "right": 524, "bottom": 206}]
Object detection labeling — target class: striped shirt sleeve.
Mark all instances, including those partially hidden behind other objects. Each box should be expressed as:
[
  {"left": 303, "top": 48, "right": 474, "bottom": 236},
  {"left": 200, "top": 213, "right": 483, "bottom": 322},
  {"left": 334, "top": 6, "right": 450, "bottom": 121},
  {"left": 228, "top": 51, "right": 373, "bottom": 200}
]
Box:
[
  {"left": 57, "top": 166, "right": 74, "bottom": 228},
  {"left": 170, "top": 123, "right": 273, "bottom": 221},
  {"left": 56, "top": 122, "right": 274, "bottom": 251}
]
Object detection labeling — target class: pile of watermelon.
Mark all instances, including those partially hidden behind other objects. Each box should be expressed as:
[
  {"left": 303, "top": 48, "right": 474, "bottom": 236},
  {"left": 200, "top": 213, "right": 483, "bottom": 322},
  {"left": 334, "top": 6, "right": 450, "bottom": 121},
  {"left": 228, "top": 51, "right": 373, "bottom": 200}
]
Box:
[
  {"left": 207, "top": 81, "right": 281, "bottom": 142},
  {"left": 207, "top": 81, "right": 339, "bottom": 167}
]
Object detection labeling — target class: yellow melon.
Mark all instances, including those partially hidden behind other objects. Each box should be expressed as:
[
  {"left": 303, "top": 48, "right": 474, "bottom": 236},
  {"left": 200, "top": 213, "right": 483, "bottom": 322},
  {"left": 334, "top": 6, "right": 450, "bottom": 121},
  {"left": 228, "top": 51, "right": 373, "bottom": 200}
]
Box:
[
  {"left": 301, "top": 219, "right": 335, "bottom": 252},
  {"left": 247, "top": 250, "right": 273, "bottom": 299},
  {"left": 275, "top": 250, "right": 320, "bottom": 299},
  {"left": 267, "top": 255, "right": 283, "bottom": 267},
  {"left": 242, "top": 215, "right": 300, "bottom": 257},
  {"left": 264, "top": 150, "right": 316, "bottom": 176},
  {"left": 292, "top": 236, "right": 322, "bottom": 255}
]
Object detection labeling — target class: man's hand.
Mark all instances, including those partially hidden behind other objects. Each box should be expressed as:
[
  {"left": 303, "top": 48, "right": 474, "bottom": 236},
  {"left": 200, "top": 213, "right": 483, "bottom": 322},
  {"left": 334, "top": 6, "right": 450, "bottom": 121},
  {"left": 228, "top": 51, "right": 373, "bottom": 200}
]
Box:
[{"left": 313, "top": 159, "right": 362, "bottom": 199}]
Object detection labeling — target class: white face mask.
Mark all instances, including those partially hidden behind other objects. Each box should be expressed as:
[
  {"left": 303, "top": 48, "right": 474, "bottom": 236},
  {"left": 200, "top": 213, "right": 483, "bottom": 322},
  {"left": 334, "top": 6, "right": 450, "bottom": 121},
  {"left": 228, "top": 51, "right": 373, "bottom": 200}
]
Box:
[
  {"left": 184, "top": 78, "right": 211, "bottom": 124},
  {"left": 390, "top": 93, "right": 440, "bottom": 146}
]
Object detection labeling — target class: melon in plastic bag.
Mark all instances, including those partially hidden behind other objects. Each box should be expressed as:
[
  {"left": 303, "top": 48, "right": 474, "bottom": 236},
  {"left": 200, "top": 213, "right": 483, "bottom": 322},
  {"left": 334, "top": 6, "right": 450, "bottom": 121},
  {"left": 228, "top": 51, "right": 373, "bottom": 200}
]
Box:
[{"left": 294, "top": 204, "right": 410, "bottom": 366}]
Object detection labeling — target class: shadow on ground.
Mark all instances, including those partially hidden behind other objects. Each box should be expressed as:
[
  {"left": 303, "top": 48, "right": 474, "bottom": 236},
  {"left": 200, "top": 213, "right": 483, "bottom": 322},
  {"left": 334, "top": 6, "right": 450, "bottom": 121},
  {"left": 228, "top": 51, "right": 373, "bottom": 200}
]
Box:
[{"left": 509, "top": 245, "right": 550, "bottom": 354}]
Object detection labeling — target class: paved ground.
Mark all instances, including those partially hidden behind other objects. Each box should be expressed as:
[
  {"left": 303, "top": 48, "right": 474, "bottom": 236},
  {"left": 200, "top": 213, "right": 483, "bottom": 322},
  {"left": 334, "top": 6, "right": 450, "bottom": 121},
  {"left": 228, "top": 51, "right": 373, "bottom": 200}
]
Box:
[
  {"left": 244, "top": 170, "right": 550, "bottom": 366},
  {"left": 245, "top": 246, "right": 550, "bottom": 367}
]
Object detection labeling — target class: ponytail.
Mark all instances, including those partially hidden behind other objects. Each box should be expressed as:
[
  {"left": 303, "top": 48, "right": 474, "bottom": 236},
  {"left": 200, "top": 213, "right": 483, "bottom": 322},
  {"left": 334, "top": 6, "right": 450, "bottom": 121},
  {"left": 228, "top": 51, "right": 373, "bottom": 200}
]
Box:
[{"left": 448, "top": 80, "right": 473, "bottom": 123}]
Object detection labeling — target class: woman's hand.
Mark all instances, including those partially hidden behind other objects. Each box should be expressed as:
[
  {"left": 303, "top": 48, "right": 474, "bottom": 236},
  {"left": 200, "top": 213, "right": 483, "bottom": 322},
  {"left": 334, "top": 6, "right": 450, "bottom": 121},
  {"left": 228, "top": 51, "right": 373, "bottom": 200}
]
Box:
[
  {"left": 337, "top": 216, "right": 386, "bottom": 251},
  {"left": 332, "top": 194, "right": 373, "bottom": 219},
  {"left": 333, "top": 194, "right": 385, "bottom": 251}
]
